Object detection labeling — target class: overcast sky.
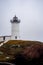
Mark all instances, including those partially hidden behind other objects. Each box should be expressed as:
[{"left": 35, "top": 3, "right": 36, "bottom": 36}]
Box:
[{"left": 0, "top": 0, "right": 43, "bottom": 42}]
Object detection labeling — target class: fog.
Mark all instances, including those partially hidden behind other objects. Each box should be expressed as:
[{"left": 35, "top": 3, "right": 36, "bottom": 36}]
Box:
[{"left": 0, "top": 0, "right": 43, "bottom": 42}]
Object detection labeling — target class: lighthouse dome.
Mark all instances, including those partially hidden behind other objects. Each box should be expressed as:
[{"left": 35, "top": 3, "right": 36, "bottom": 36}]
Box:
[{"left": 13, "top": 15, "right": 18, "bottom": 20}]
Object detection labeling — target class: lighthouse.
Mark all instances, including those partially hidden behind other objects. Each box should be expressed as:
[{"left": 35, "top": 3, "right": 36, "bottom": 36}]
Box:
[{"left": 10, "top": 15, "right": 20, "bottom": 40}]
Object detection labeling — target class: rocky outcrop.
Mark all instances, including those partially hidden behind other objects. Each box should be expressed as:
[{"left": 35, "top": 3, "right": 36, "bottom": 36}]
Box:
[{"left": 14, "top": 44, "right": 43, "bottom": 65}]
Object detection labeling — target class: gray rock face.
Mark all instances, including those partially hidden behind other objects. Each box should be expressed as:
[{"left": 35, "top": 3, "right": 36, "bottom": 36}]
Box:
[{"left": 0, "top": 62, "right": 15, "bottom": 65}]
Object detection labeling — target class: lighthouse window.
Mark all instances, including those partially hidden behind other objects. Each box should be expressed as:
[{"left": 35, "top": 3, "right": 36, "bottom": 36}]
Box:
[{"left": 15, "top": 36, "right": 17, "bottom": 39}]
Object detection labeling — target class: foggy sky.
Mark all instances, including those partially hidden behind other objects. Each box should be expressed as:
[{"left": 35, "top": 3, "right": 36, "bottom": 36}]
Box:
[{"left": 0, "top": 0, "right": 43, "bottom": 42}]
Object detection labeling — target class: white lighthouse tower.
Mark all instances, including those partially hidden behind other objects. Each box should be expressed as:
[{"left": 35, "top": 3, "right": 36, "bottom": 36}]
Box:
[{"left": 10, "top": 15, "right": 20, "bottom": 40}]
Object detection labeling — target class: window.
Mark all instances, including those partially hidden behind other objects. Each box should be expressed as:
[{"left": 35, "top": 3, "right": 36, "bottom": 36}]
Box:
[
  {"left": 3, "top": 36, "right": 5, "bottom": 41},
  {"left": 15, "top": 36, "right": 17, "bottom": 39}
]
